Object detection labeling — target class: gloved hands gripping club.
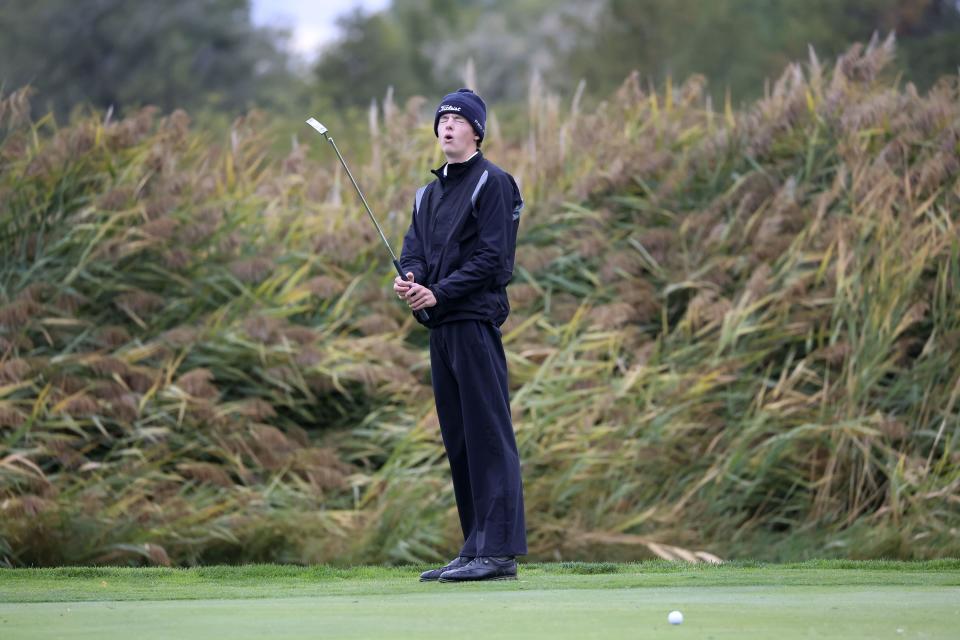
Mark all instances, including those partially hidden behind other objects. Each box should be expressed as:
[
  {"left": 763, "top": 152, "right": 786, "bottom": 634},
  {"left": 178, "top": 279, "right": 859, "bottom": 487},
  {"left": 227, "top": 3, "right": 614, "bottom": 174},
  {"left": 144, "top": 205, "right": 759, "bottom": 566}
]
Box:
[{"left": 305, "top": 118, "right": 429, "bottom": 322}]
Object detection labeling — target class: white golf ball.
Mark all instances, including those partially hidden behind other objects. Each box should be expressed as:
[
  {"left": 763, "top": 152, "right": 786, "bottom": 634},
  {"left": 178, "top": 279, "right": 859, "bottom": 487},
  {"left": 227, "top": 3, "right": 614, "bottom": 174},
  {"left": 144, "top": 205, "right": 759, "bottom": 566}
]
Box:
[{"left": 668, "top": 610, "right": 684, "bottom": 625}]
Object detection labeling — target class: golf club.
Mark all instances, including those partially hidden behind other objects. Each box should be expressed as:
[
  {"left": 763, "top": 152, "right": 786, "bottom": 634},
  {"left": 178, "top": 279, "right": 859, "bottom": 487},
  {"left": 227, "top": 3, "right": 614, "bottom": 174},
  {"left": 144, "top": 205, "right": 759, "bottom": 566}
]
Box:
[{"left": 305, "top": 117, "right": 429, "bottom": 322}]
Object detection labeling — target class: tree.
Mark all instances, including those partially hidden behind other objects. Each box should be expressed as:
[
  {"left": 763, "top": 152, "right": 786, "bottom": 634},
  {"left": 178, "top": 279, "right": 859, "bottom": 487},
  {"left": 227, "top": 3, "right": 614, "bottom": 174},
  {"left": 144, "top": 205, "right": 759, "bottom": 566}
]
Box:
[
  {"left": 0, "top": 0, "right": 296, "bottom": 118},
  {"left": 312, "top": 0, "right": 596, "bottom": 107},
  {"left": 313, "top": 7, "right": 431, "bottom": 108},
  {"left": 309, "top": 0, "right": 960, "bottom": 110},
  {"left": 562, "top": 0, "right": 960, "bottom": 103}
]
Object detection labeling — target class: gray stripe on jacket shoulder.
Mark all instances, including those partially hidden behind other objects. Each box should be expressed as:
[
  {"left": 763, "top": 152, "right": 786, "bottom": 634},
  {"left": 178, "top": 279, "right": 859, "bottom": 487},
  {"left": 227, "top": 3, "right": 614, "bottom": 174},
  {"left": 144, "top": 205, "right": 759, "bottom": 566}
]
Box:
[
  {"left": 470, "top": 170, "right": 489, "bottom": 208},
  {"left": 414, "top": 185, "right": 428, "bottom": 217}
]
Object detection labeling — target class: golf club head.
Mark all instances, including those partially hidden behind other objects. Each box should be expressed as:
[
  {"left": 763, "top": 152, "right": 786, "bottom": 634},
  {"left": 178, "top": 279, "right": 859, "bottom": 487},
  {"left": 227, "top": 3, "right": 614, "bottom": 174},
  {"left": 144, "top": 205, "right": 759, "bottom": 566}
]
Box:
[{"left": 305, "top": 117, "right": 328, "bottom": 135}]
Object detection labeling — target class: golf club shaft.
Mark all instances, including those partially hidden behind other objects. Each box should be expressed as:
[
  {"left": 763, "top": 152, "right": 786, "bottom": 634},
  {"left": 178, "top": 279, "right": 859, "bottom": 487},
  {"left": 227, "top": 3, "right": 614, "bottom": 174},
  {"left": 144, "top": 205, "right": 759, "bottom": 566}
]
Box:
[
  {"left": 325, "top": 136, "right": 396, "bottom": 260},
  {"left": 323, "top": 134, "right": 430, "bottom": 322}
]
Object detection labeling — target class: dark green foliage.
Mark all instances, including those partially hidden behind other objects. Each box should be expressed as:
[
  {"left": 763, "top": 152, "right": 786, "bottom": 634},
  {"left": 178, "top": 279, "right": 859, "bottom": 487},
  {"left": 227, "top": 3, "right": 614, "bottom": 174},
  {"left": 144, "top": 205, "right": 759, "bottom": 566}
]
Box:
[
  {"left": 566, "top": 0, "right": 960, "bottom": 103},
  {"left": 0, "top": 0, "right": 297, "bottom": 119},
  {"left": 312, "top": 0, "right": 960, "bottom": 107}
]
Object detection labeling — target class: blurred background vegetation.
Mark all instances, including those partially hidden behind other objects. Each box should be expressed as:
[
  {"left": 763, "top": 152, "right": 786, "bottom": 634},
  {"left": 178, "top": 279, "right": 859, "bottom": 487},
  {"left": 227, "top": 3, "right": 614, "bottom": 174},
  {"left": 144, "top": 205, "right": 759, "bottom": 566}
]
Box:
[
  {"left": 1, "top": 0, "right": 958, "bottom": 567},
  {"left": 3, "top": 0, "right": 959, "bottom": 117}
]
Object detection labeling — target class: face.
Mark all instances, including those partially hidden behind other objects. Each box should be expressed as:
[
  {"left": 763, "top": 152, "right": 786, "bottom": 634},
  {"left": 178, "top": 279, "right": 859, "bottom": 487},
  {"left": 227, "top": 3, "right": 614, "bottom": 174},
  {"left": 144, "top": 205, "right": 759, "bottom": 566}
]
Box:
[{"left": 437, "top": 113, "right": 479, "bottom": 163}]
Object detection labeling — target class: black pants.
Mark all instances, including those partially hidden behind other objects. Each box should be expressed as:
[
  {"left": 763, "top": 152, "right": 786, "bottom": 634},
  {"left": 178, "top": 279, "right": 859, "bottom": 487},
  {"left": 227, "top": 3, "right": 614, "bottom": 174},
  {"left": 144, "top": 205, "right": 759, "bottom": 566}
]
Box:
[{"left": 429, "top": 320, "right": 527, "bottom": 557}]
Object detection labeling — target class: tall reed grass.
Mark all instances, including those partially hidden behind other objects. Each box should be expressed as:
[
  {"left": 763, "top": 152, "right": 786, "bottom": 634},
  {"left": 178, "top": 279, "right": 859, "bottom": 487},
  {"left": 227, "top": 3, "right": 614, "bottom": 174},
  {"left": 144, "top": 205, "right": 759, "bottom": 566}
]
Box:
[{"left": 1, "top": 36, "right": 957, "bottom": 566}]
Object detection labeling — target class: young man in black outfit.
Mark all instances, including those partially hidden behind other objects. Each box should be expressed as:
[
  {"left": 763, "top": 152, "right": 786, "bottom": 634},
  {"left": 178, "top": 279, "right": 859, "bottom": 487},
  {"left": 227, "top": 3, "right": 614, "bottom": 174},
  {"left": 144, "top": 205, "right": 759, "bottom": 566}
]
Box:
[{"left": 393, "top": 88, "right": 527, "bottom": 582}]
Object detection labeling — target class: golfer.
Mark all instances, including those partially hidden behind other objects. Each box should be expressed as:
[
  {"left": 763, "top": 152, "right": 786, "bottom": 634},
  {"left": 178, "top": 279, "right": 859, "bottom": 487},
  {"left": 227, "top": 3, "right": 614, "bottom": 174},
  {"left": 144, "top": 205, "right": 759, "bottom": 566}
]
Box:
[{"left": 394, "top": 88, "right": 527, "bottom": 582}]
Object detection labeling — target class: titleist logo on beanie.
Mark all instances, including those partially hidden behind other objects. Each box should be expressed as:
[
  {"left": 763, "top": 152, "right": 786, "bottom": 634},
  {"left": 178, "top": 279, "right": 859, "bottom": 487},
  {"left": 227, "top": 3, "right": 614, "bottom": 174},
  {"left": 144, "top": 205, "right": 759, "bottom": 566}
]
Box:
[{"left": 434, "top": 88, "right": 486, "bottom": 141}]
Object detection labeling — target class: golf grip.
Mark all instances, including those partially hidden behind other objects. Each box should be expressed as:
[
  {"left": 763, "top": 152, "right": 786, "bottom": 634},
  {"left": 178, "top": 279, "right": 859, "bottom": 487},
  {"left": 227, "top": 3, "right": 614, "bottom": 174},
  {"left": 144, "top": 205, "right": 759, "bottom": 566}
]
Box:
[{"left": 393, "top": 259, "right": 430, "bottom": 322}]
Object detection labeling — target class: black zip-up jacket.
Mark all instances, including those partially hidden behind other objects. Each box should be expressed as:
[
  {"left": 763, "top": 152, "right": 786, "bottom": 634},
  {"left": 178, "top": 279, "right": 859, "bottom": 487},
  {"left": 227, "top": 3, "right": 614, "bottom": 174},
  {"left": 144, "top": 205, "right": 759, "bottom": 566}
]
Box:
[{"left": 399, "top": 151, "right": 522, "bottom": 328}]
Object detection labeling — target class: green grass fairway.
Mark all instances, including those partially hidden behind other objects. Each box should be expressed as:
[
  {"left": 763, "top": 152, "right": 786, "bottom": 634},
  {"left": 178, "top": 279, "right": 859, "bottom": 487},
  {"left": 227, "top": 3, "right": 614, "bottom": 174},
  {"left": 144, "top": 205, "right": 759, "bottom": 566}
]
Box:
[{"left": 2, "top": 561, "right": 958, "bottom": 639}]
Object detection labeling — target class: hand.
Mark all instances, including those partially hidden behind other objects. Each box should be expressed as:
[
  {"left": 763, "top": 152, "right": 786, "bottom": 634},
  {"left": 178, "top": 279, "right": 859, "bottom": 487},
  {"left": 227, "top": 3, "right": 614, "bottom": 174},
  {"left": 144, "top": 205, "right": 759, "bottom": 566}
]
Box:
[
  {"left": 394, "top": 272, "right": 414, "bottom": 297},
  {"left": 393, "top": 272, "right": 437, "bottom": 311},
  {"left": 404, "top": 282, "right": 437, "bottom": 311}
]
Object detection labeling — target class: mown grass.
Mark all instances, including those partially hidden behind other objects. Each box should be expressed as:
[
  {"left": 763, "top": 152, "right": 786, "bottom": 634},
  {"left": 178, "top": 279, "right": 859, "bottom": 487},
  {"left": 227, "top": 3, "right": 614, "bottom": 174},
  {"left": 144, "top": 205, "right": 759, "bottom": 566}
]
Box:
[
  {"left": 1, "top": 36, "right": 959, "bottom": 567},
  {"left": 2, "top": 560, "right": 959, "bottom": 603},
  {"left": 4, "top": 586, "right": 959, "bottom": 640}
]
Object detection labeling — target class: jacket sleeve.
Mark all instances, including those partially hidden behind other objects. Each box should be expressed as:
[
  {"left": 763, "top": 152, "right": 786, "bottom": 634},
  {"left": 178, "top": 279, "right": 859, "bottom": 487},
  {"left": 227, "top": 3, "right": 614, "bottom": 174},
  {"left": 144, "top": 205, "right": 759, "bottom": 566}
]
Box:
[
  {"left": 398, "top": 201, "right": 427, "bottom": 284},
  {"left": 430, "top": 173, "right": 513, "bottom": 304}
]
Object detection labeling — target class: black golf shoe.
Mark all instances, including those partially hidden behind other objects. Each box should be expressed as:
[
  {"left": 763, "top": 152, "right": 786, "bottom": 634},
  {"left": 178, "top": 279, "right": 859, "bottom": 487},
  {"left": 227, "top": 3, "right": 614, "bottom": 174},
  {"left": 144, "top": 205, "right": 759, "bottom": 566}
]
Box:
[
  {"left": 437, "top": 556, "right": 517, "bottom": 582},
  {"left": 419, "top": 555, "right": 473, "bottom": 582}
]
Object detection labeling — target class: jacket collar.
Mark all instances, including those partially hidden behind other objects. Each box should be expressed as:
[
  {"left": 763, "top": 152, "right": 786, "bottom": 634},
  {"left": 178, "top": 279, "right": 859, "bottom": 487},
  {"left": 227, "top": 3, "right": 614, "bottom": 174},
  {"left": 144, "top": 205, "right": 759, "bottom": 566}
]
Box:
[{"left": 431, "top": 150, "right": 483, "bottom": 184}]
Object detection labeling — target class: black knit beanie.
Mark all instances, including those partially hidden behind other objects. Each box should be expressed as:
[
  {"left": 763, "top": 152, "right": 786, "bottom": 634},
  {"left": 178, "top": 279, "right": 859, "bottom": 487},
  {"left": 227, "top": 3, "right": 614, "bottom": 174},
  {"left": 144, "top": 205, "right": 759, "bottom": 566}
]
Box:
[{"left": 433, "top": 88, "right": 486, "bottom": 142}]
